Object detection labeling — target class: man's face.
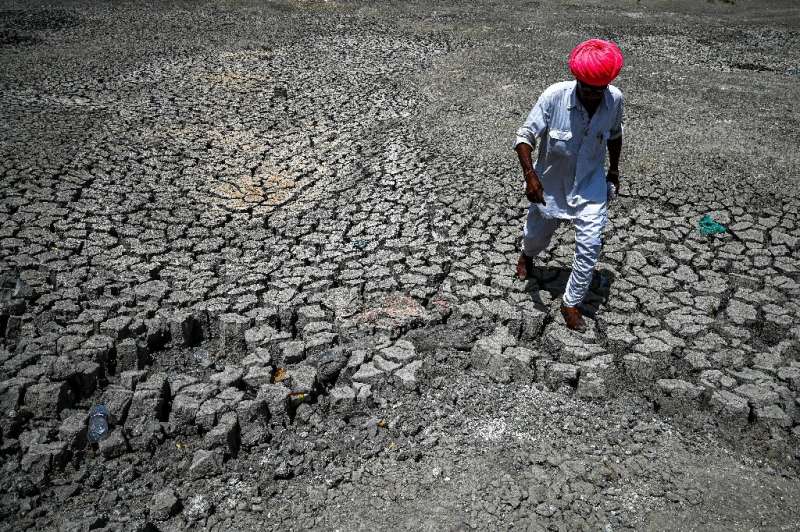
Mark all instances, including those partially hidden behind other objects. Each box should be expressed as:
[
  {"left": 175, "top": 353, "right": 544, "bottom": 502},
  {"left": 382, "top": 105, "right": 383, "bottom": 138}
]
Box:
[{"left": 576, "top": 80, "right": 607, "bottom": 106}]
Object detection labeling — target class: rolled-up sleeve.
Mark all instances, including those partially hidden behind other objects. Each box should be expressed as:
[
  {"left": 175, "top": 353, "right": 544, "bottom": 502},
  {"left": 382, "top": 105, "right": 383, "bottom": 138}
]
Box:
[
  {"left": 608, "top": 95, "right": 624, "bottom": 140},
  {"left": 513, "top": 92, "right": 550, "bottom": 149}
]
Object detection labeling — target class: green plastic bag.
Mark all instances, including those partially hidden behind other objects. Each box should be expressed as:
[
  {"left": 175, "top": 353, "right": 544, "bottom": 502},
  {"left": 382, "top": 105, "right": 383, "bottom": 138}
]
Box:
[{"left": 698, "top": 214, "right": 727, "bottom": 236}]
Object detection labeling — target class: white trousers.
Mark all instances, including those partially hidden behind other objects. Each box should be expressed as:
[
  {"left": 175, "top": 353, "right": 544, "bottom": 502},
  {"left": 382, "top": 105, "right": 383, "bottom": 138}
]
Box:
[{"left": 521, "top": 206, "right": 607, "bottom": 307}]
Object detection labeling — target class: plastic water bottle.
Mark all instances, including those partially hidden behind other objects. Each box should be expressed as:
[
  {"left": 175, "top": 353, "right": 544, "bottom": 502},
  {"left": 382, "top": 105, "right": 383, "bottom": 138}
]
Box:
[{"left": 87, "top": 405, "right": 110, "bottom": 443}]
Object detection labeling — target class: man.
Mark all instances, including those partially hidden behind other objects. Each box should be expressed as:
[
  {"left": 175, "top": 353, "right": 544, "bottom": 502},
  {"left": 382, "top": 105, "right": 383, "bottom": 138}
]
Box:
[{"left": 513, "top": 39, "right": 624, "bottom": 331}]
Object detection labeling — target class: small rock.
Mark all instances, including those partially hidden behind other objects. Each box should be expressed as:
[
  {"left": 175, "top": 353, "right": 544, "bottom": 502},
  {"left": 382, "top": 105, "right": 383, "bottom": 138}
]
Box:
[
  {"left": 19, "top": 428, "right": 47, "bottom": 451},
  {"left": 126, "top": 419, "right": 165, "bottom": 453},
  {"left": 726, "top": 299, "right": 757, "bottom": 325},
  {"left": 241, "top": 347, "right": 272, "bottom": 368},
  {"left": 543, "top": 362, "right": 580, "bottom": 389},
  {"left": 296, "top": 305, "right": 327, "bottom": 330},
  {"left": 240, "top": 423, "right": 270, "bottom": 449},
  {"left": 577, "top": 372, "right": 607, "bottom": 400},
  {"left": 169, "top": 373, "right": 199, "bottom": 397},
  {"left": 48, "top": 355, "right": 77, "bottom": 382},
  {"left": 709, "top": 389, "right": 750, "bottom": 422},
  {"left": 752, "top": 352, "right": 783, "bottom": 373},
  {"left": 192, "top": 349, "right": 215, "bottom": 369},
  {"left": 355, "top": 383, "right": 373, "bottom": 405},
  {"left": 288, "top": 364, "right": 317, "bottom": 394},
  {"left": 504, "top": 346, "right": 537, "bottom": 366},
  {"left": 218, "top": 313, "right": 251, "bottom": 361},
  {"left": 189, "top": 449, "right": 223, "bottom": 479},
  {"left": 470, "top": 334, "right": 502, "bottom": 368},
  {"left": 116, "top": 338, "right": 141, "bottom": 372},
  {"left": 273, "top": 460, "right": 292, "bottom": 480},
  {"left": 119, "top": 369, "right": 147, "bottom": 391},
  {"left": 100, "top": 386, "right": 133, "bottom": 425},
  {"left": 244, "top": 324, "right": 279, "bottom": 351},
  {"left": 172, "top": 394, "right": 201, "bottom": 428},
  {"left": 314, "top": 349, "right": 348, "bottom": 385},
  {"left": 754, "top": 404, "right": 792, "bottom": 428},
  {"left": 145, "top": 318, "right": 170, "bottom": 351},
  {"left": 351, "top": 362, "right": 384, "bottom": 385},
  {"left": 170, "top": 311, "right": 201, "bottom": 347},
  {"left": 304, "top": 332, "right": 338, "bottom": 358},
  {"left": 731, "top": 367, "right": 772, "bottom": 385},
  {"left": 380, "top": 340, "right": 418, "bottom": 364},
  {"left": 0, "top": 378, "right": 28, "bottom": 412},
  {"left": 535, "top": 502, "right": 557, "bottom": 517},
  {"left": 328, "top": 385, "right": 356, "bottom": 414},
  {"left": 279, "top": 341, "right": 306, "bottom": 365},
  {"left": 24, "top": 381, "right": 73, "bottom": 418},
  {"left": 196, "top": 398, "right": 227, "bottom": 431},
  {"left": 699, "top": 370, "right": 736, "bottom": 390},
  {"left": 127, "top": 374, "right": 170, "bottom": 421},
  {"left": 373, "top": 355, "right": 400, "bottom": 373},
  {"left": 184, "top": 494, "right": 213, "bottom": 521},
  {"left": 243, "top": 366, "right": 273, "bottom": 389},
  {"left": 149, "top": 488, "right": 181, "bottom": 520},
  {"left": 734, "top": 383, "right": 780, "bottom": 408},
  {"left": 203, "top": 412, "right": 240, "bottom": 456},
  {"left": 21, "top": 442, "right": 68, "bottom": 483},
  {"left": 58, "top": 413, "right": 87, "bottom": 450},
  {"left": 98, "top": 429, "right": 130, "bottom": 459},
  {"left": 623, "top": 354, "right": 657, "bottom": 383},
  {"left": 683, "top": 350, "right": 711, "bottom": 371},
  {"left": 487, "top": 346, "right": 536, "bottom": 383},
  {"left": 395, "top": 361, "right": 423, "bottom": 391},
  {"left": 656, "top": 379, "right": 703, "bottom": 413},
  {"left": 777, "top": 366, "right": 800, "bottom": 391},
  {"left": 209, "top": 366, "right": 244, "bottom": 388},
  {"left": 236, "top": 398, "right": 268, "bottom": 428},
  {"left": 257, "top": 383, "right": 290, "bottom": 420},
  {"left": 74, "top": 361, "right": 101, "bottom": 398}
]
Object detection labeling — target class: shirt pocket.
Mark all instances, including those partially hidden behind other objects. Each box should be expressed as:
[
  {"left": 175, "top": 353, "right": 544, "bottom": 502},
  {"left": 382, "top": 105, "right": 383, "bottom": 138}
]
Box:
[
  {"left": 547, "top": 129, "right": 573, "bottom": 158},
  {"left": 593, "top": 130, "right": 610, "bottom": 159}
]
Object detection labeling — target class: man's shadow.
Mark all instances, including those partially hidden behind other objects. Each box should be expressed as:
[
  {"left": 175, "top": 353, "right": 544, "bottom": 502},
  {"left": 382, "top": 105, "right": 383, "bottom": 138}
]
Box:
[{"left": 523, "top": 265, "right": 615, "bottom": 319}]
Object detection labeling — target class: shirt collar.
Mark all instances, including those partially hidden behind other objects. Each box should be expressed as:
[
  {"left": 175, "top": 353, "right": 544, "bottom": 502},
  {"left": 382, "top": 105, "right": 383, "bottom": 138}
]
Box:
[
  {"left": 568, "top": 80, "right": 611, "bottom": 111},
  {"left": 568, "top": 81, "right": 578, "bottom": 109},
  {"left": 601, "top": 86, "right": 611, "bottom": 110}
]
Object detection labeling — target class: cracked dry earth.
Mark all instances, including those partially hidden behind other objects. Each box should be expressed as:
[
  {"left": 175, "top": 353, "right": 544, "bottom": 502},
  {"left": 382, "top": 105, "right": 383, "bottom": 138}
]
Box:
[{"left": 2, "top": 0, "right": 800, "bottom": 530}]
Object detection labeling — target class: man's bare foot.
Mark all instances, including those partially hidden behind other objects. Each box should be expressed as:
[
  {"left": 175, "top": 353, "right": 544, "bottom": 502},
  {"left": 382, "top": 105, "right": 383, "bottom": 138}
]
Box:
[
  {"left": 516, "top": 254, "right": 533, "bottom": 281},
  {"left": 560, "top": 304, "right": 586, "bottom": 332}
]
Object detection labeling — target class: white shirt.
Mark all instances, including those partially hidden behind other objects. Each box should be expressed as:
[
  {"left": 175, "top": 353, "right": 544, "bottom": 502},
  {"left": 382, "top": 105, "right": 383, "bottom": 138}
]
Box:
[{"left": 514, "top": 81, "right": 624, "bottom": 220}]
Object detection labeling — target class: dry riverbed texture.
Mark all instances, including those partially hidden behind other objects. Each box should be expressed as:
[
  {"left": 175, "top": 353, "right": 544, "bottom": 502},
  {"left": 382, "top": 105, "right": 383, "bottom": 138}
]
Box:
[{"left": 2, "top": 0, "right": 800, "bottom": 530}]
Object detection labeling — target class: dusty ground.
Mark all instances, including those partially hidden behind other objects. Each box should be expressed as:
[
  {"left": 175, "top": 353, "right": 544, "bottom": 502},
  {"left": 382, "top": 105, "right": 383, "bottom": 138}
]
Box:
[{"left": 1, "top": 0, "right": 800, "bottom": 530}]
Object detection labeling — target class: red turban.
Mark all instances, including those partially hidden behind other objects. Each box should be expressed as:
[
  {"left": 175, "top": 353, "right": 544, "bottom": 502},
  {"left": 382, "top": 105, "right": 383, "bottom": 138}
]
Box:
[{"left": 568, "top": 39, "right": 624, "bottom": 86}]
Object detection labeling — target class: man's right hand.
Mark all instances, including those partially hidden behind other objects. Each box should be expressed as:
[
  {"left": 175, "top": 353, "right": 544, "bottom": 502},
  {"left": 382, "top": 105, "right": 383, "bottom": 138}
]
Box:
[{"left": 525, "top": 171, "right": 546, "bottom": 205}]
